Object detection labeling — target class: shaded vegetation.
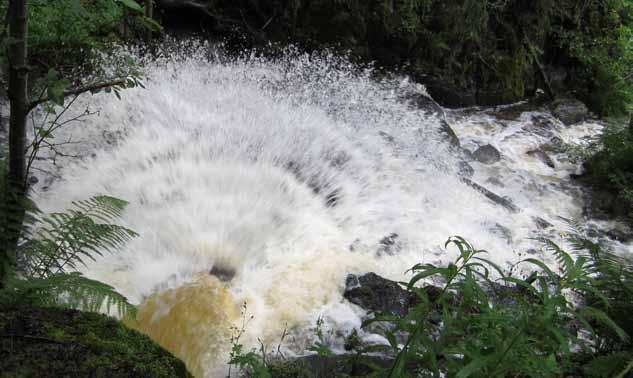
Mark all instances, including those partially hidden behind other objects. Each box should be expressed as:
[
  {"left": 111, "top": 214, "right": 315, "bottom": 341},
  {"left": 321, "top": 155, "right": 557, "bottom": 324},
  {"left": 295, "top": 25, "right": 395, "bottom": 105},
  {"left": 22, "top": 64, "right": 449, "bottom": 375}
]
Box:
[
  {"left": 159, "top": 0, "right": 633, "bottom": 114},
  {"left": 582, "top": 119, "right": 633, "bottom": 221}
]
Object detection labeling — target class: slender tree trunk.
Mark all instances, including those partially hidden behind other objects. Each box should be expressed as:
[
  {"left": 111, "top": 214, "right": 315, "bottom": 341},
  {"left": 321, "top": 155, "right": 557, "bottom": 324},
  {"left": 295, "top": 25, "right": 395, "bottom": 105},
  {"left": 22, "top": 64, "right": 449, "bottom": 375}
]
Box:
[
  {"left": 1, "top": 0, "right": 29, "bottom": 288},
  {"left": 8, "top": 0, "right": 28, "bottom": 188}
]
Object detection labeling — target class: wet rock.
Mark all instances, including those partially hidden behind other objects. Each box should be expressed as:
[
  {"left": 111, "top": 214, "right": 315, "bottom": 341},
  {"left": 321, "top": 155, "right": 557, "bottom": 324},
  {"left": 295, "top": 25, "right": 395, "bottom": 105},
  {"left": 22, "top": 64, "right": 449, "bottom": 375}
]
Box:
[
  {"left": 527, "top": 149, "right": 555, "bottom": 169},
  {"left": 457, "top": 161, "right": 474, "bottom": 178},
  {"left": 376, "top": 233, "right": 401, "bottom": 256},
  {"left": 209, "top": 265, "right": 235, "bottom": 281},
  {"left": 485, "top": 176, "right": 505, "bottom": 188},
  {"left": 405, "top": 92, "right": 444, "bottom": 116},
  {"left": 533, "top": 217, "right": 553, "bottom": 230},
  {"left": 528, "top": 115, "right": 559, "bottom": 139},
  {"left": 606, "top": 227, "right": 633, "bottom": 243},
  {"left": 462, "top": 178, "right": 520, "bottom": 213},
  {"left": 473, "top": 144, "right": 501, "bottom": 165},
  {"left": 344, "top": 273, "right": 413, "bottom": 316},
  {"left": 423, "top": 76, "right": 477, "bottom": 108},
  {"left": 439, "top": 120, "right": 460, "bottom": 148},
  {"left": 551, "top": 97, "right": 589, "bottom": 126}
]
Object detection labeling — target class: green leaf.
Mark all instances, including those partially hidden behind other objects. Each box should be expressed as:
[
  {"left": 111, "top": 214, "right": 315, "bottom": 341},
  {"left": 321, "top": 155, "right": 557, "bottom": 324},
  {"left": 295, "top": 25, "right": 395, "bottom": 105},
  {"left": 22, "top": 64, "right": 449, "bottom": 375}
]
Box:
[
  {"left": 456, "top": 357, "right": 488, "bottom": 378},
  {"left": 118, "top": 0, "right": 143, "bottom": 12},
  {"left": 46, "top": 69, "right": 70, "bottom": 106}
]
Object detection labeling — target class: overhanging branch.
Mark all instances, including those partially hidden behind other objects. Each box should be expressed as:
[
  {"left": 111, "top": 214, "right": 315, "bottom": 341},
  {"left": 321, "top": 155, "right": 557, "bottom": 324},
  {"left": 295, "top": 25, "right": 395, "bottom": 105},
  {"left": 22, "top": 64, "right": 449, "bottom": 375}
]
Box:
[{"left": 28, "top": 79, "right": 127, "bottom": 111}]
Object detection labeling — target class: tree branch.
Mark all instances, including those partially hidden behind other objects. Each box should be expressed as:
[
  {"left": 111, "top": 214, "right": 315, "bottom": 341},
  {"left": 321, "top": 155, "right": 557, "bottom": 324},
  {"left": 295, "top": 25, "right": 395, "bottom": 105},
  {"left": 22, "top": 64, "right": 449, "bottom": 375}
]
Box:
[{"left": 29, "top": 79, "right": 127, "bottom": 111}]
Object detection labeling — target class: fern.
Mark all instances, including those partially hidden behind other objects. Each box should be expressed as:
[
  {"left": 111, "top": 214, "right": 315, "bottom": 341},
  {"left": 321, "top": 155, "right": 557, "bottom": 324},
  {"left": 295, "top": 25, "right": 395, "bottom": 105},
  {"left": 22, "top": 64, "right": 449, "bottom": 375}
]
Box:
[
  {"left": 4, "top": 272, "right": 136, "bottom": 316},
  {"left": 2, "top": 195, "right": 138, "bottom": 317},
  {"left": 20, "top": 196, "right": 138, "bottom": 278}
]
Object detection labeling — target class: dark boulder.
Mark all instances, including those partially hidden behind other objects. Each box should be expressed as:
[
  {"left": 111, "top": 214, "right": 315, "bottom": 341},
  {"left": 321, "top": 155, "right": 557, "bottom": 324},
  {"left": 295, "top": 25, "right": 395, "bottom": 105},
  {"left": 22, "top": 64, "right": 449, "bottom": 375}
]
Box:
[
  {"left": 606, "top": 226, "right": 633, "bottom": 243},
  {"left": 209, "top": 264, "right": 236, "bottom": 281},
  {"left": 551, "top": 97, "right": 589, "bottom": 126},
  {"left": 344, "top": 273, "right": 413, "bottom": 317},
  {"left": 473, "top": 144, "right": 501, "bottom": 165}
]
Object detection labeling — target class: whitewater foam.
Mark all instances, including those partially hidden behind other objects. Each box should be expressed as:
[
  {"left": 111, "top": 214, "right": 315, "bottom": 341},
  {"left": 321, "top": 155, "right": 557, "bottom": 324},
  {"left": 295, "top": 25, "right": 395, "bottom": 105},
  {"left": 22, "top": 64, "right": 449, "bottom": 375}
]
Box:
[{"left": 31, "top": 43, "right": 625, "bottom": 377}]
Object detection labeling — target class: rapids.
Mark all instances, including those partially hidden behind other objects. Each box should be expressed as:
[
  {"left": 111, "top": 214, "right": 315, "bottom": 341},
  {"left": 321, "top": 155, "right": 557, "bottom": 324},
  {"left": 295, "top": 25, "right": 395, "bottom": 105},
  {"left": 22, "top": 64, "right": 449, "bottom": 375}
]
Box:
[{"left": 31, "top": 43, "right": 632, "bottom": 377}]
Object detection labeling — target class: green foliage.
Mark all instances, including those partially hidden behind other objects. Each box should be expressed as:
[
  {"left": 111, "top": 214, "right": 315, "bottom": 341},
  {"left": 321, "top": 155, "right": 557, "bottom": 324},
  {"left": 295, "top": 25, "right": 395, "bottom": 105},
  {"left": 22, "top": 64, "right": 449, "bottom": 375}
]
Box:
[
  {"left": 222, "top": 234, "right": 633, "bottom": 378},
  {"left": 209, "top": 0, "right": 633, "bottom": 110},
  {"left": 363, "top": 236, "right": 628, "bottom": 378},
  {"left": 584, "top": 119, "right": 633, "bottom": 220},
  {"left": 1, "top": 195, "right": 137, "bottom": 317},
  {"left": 308, "top": 317, "right": 334, "bottom": 357},
  {"left": 550, "top": 0, "right": 633, "bottom": 116}
]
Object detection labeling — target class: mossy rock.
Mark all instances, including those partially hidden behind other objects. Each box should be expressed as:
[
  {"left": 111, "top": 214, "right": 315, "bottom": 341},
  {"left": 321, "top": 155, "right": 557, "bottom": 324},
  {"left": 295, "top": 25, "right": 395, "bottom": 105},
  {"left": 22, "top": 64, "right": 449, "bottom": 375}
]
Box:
[{"left": 0, "top": 306, "right": 192, "bottom": 378}]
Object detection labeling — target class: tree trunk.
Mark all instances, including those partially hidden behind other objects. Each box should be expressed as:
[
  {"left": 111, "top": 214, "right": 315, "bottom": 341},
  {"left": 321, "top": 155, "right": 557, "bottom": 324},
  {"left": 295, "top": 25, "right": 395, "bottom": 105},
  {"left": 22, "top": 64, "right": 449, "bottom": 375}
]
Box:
[{"left": 1, "top": 0, "right": 29, "bottom": 288}]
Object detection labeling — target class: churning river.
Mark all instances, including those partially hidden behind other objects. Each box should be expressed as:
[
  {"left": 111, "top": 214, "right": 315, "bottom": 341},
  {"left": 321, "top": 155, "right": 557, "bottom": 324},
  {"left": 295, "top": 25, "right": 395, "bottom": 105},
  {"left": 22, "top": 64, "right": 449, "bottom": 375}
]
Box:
[{"left": 32, "top": 43, "right": 632, "bottom": 377}]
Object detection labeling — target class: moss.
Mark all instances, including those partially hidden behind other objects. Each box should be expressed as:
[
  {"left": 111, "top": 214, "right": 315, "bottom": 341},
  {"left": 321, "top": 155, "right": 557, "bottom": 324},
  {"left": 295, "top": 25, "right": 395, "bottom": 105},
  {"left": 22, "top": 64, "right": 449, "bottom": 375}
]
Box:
[{"left": 0, "top": 305, "right": 192, "bottom": 378}]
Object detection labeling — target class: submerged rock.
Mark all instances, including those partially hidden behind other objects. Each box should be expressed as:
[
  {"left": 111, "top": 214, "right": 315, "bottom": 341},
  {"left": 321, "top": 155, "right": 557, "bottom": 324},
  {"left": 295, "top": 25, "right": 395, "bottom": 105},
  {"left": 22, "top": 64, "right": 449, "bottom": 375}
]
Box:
[
  {"left": 462, "top": 178, "right": 520, "bottom": 213},
  {"left": 533, "top": 216, "right": 554, "bottom": 230},
  {"left": 527, "top": 149, "right": 555, "bottom": 169},
  {"left": 439, "top": 120, "right": 461, "bottom": 149},
  {"left": 491, "top": 223, "right": 513, "bottom": 244},
  {"left": 457, "top": 161, "right": 474, "bottom": 178},
  {"left": 473, "top": 144, "right": 501, "bottom": 165},
  {"left": 376, "top": 233, "right": 402, "bottom": 256},
  {"left": 551, "top": 97, "right": 589, "bottom": 126}
]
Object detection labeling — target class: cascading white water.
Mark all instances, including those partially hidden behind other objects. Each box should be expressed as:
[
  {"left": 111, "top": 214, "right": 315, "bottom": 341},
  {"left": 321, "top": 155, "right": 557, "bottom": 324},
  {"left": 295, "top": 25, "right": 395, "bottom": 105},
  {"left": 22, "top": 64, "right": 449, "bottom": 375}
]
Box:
[{"left": 31, "top": 42, "right": 631, "bottom": 377}]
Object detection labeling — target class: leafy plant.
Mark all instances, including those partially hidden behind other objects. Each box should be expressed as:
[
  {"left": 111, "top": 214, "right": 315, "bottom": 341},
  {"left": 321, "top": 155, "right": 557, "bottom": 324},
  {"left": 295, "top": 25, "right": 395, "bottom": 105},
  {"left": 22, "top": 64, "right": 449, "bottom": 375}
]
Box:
[
  {"left": 363, "top": 236, "right": 628, "bottom": 378},
  {"left": 308, "top": 317, "right": 334, "bottom": 357},
  {"left": 1, "top": 195, "right": 137, "bottom": 317}
]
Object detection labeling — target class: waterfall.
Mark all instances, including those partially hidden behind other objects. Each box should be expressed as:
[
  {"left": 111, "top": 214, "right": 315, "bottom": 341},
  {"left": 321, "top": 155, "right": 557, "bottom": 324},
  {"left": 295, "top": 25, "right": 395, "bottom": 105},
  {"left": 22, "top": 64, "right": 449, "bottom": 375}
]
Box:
[{"left": 32, "top": 42, "right": 627, "bottom": 377}]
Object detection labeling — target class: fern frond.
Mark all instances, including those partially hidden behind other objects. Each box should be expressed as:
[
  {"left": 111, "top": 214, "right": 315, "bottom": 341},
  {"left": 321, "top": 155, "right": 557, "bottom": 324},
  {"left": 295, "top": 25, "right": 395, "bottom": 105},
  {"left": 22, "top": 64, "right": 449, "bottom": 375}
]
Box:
[
  {"left": 4, "top": 195, "right": 139, "bottom": 318},
  {"left": 5, "top": 272, "right": 136, "bottom": 317},
  {"left": 21, "top": 196, "right": 138, "bottom": 278}
]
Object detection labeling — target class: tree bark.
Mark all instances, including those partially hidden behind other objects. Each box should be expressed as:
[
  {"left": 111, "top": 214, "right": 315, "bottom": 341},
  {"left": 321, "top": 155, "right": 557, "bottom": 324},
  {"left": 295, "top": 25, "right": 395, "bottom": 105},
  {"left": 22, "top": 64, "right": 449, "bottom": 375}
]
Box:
[
  {"left": 8, "top": 0, "right": 28, "bottom": 190},
  {"left": 2, "top": 0, "right": 29, "bottom": 288}
]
